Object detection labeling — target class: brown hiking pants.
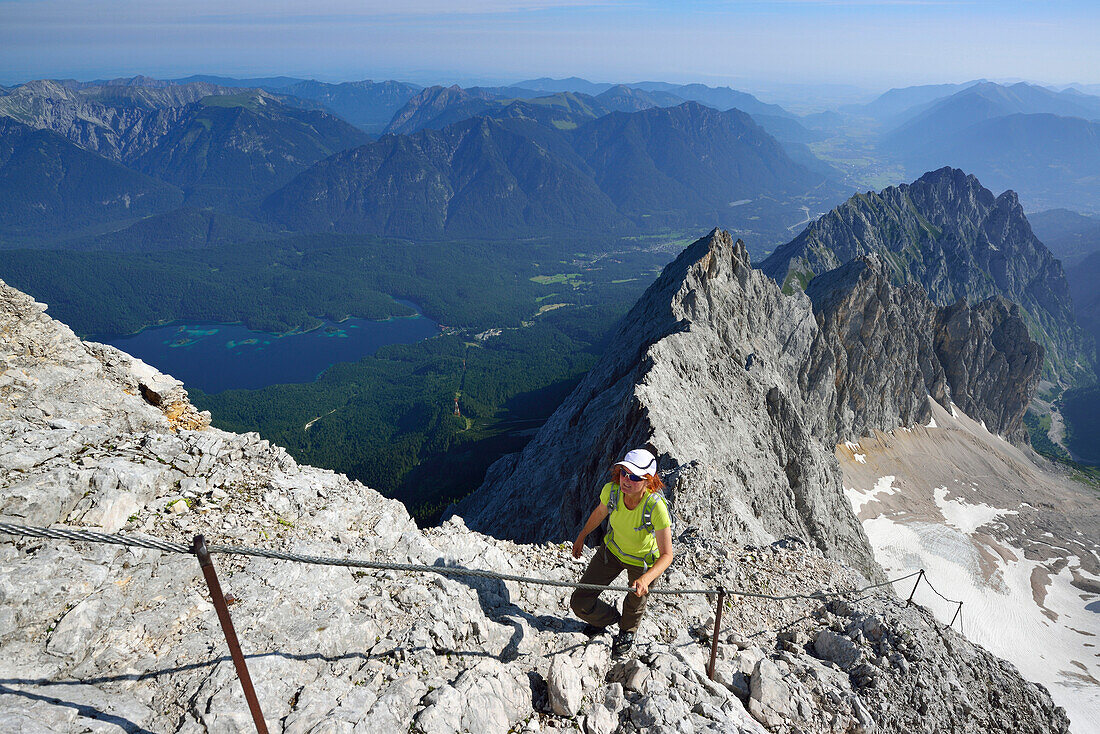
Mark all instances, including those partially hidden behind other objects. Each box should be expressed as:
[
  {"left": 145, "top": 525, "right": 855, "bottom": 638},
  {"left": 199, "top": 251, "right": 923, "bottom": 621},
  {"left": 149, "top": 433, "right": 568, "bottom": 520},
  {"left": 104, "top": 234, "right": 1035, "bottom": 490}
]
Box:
[{"left": 570, "top": 543, "right": 653, "bottom": 633}]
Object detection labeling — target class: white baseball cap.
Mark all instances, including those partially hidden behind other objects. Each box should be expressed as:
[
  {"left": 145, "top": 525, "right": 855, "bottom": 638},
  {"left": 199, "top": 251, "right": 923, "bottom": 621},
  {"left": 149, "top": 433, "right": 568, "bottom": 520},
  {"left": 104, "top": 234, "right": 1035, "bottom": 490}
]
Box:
[{"left": 615, "top": 448, "right": 657, "bottom": 476}]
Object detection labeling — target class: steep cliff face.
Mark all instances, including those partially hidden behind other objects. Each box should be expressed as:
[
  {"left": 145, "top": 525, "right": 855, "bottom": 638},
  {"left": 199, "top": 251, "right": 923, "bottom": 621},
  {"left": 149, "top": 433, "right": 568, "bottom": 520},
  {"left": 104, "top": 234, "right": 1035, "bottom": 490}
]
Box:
[
  {"left": 456, "top": 231, "right": 1042, "bottom": 577},
  {"left": 803, "top": 256, "right": 1042, "bottom": 443},
  {"left": 802, "top": 256, "right": 950, "bottom": 443},
  {"left": 934, "top": 296, "right": 1044, "bottom": 441},
  {"left": 0, "top": 277, "right": 1071, "bottom": 733},
  {"left": 761, "top": 167, "right": 1091, "bottom": 385}
]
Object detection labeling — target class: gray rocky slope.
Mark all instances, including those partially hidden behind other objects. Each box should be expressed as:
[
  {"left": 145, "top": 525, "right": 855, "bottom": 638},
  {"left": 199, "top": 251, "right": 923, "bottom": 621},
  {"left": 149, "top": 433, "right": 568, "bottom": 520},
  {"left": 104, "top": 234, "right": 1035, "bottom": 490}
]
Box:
[
  {"left": 760, "top": 167, "right": 1092, "bottom": 385},
  {"left": 455, "top": 230, "right": 1042, "bottom": 575},
  {"left": 0, "top": 272, "right": 1068, "bottom": 731},
  {"left": 0, "top": 79, "right": 238, "bottom": 162}
]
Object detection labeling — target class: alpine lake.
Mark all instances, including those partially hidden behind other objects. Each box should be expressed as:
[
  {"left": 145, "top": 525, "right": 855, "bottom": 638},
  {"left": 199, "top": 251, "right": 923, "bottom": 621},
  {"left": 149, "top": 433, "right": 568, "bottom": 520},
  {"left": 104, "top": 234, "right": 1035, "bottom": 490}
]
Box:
[{"left": 103, "top": 301, "right": 439, "bottom": 393}]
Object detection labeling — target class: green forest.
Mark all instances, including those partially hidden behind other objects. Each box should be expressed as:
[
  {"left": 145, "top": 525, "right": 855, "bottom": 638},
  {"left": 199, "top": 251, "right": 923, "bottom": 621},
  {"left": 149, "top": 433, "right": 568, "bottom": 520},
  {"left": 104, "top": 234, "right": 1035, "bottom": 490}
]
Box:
[{"left": 1, "top": 229, "right": 680, "bottom": 521}]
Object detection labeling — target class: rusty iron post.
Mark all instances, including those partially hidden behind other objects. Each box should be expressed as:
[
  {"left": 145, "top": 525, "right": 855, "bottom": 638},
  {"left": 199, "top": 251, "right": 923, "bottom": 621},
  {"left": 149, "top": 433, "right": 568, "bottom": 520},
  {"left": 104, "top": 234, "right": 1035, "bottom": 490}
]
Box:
[
  {"left": 192, "top": 535, "right": 269, "bottom": 734},
  {"left": 906, "top": 569, "right": 924, "bottom": 605},
  {"left": 948, "top": 601, "right": 963, "bottom": 629},
  {"left": 707, "top": 587, "right": 727, "bottom": 681}
]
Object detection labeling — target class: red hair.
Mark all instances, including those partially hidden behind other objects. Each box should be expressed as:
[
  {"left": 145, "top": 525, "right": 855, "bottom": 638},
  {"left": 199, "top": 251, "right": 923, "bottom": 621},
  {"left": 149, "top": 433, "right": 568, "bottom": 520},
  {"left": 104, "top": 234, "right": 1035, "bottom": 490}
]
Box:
[{"left": 611, "top": 465, "right": 665, "bottom": 495}]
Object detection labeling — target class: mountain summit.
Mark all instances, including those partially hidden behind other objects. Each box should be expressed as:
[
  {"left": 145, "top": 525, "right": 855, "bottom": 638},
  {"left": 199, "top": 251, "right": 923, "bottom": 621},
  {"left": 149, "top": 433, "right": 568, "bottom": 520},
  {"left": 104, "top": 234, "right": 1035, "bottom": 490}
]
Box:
[{"left": 761, "top": 167, "right": 1092, "bottom": 384}]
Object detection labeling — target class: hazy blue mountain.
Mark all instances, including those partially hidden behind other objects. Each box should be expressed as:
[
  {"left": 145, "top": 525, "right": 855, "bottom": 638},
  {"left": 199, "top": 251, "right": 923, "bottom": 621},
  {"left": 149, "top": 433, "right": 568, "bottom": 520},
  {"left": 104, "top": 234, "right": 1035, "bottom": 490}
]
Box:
[
  {"left": 750, "top": 114, "right": 825, "bottom": 144},
  {"left": 846, "top": 80, "right": 983, "bottom": 122},
  {"left": 73, "top": 75, "right": 176, "bottom": 89},
  {"left": 593, "top": 85, "right": 685, "bottom": 112},
  {"left": 130, "top": 93, "right": 370, "bottom": 204},
  {"left": 1029, "top": 209, "right": 1100, "bottom": 265},
  {"left": 512, "top": 77, "right": 614, "bottom": 95},
  {"left": 1065, "top": 83, "right": 1100, "bottom": 97},
  {"left": 172, "top": 75, "right": 307, "bottom": 89},
  {"left": 383, "top": 85, "right": 512, "bottom": 135},
  {"left": 799, "top": 110, "right": 848, "bottom": 133},
  {"left": 384, "top": 84, "right": 691, "bottom": 136},
  {"left": 275, "top": 79, "right": 422, "bottom": 134},
  {"left": 662, "top": 83, "right": 793, "bottom": 118},
  {"left": 898, "top": 113, "right": 1100, "bottom": 214},
  {"left": 629, "top": 81, "right": 795, "bottom": 118},
  {"left": 263, "top": 115, "right": 626, "bottom": 237},
  {"left": 761, "top": 167, "right": 1092, "bottom": 384},
  {"left": 570, "top": 102, "right": 828, "bottom": 226},
  {"left": 626, "top": 81, "right": 682, "bottom": 93},
  {"left": 885, "top": 82, "right": 1100, "bottom": 154},
  {"left": 265, "top": 102, "right": 832, "bottom": 238},
  {"left": 0, "top": 117, "right": 182, "bottom": 237},
  {"left": 774, "top": 140, "right": 844, "bottom": 182}
]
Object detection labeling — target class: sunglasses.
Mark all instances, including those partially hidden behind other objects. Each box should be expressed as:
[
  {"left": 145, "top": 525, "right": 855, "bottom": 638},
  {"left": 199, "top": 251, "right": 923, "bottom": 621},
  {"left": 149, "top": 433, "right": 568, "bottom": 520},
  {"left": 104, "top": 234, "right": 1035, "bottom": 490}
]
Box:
[{"left": 621, "top": 471, "right": 647, "bottom": 482}]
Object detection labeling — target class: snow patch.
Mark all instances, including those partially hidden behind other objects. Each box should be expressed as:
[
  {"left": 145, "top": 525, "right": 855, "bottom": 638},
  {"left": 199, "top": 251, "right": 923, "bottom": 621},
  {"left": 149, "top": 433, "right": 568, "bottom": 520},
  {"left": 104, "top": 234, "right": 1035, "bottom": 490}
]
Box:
[
  {"left": 844, "top": 441, "right": 861, "bottom": 451},
  {"left": 854, "top": 453, "right": 866, "bottom": 464},
  {"left": 927, "top": 416, "right": 937, "bottom": 428},
  {"left": 864, "top": 516, "right": 1100, "bottom": 726},
  {"left": 933, "top": 487, "right": 1016, "bottom": 534},
  {"left": 845, "top": 475, "right": 897, "bottom": 514}
]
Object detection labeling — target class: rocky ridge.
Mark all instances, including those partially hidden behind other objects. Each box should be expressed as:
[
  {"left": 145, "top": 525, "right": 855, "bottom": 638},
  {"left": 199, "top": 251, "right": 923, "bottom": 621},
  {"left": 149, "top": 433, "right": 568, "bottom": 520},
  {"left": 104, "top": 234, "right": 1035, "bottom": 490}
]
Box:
[
  {"left": 456, "top": 231, "right": 1041, "bottom": 571},
  {"left": 0, "top": 278, "right": 1070, "bottom": 731},
  {"left": 760, "top": 167, "right": 1092, "bottom": 385}
]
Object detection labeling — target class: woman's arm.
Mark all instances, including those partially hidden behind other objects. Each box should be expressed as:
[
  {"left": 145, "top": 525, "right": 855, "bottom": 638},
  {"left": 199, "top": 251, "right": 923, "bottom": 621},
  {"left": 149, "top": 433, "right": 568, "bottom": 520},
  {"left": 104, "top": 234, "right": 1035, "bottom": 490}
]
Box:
[
  {"left": 631, "top": 526, "right": 674, "bottom": 596},
  {"left": 572, "top": 503, "right": 610, "bottom": 558}
]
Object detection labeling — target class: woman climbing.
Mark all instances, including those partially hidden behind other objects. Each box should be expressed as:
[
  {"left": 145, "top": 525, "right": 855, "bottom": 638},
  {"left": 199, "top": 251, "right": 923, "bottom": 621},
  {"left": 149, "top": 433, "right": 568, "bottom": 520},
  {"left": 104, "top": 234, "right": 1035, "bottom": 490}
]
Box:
[{"left": 570, "top": 448, "right": 674, "bottom": 657}]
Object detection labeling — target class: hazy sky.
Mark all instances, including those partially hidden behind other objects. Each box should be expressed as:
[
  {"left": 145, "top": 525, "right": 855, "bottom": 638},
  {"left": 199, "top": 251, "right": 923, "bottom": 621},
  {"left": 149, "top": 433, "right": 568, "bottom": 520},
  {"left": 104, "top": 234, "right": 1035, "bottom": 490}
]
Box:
[{"left": 2, "top": 0, "right": 1098, "bottom": 94}]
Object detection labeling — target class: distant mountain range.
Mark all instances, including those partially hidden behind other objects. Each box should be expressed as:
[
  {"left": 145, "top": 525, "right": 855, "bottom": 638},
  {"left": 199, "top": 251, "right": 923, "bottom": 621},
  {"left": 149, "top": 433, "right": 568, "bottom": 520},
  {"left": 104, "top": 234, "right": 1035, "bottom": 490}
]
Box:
[
  {"left": 845, "top": 81, "right": 984, "bottom": 123},
  {"left": 232, "top": 79, "right": 423, "bottom": 135},
  {"left": 873, "top": 82, "right": 1100, "bottom": 213},
  {"left": 0, "top": 83, "right": 369, "bottom": 209},
  {"left": 915, "top": 113, "right": 1100, "bottom": 214},
  {"left": 0, "top": 117, "right": 182, "bottom": 236},
  {"left": 265, "top": 102, "right": 835, "bottom": 238},
  {"left": 885, "top": 82, "right": 1100, "bottom": 152},
  {"left": 383, "top": 86, "right": 691, "bottom": 136},
  {"left": 514, "top": 78, "right": 793, "bottom": 119},
  {"left": 383, "top": 83, "right": 804, "bottom": 139},
  {"left": 129, "top": 93, "right": 369, "bottom": 205},
  {"left": 0, "top": 75, "right": 843, "bottom": 246},
  {"left": 761, "top": 167, "right": 1094, "bottom": 385}
]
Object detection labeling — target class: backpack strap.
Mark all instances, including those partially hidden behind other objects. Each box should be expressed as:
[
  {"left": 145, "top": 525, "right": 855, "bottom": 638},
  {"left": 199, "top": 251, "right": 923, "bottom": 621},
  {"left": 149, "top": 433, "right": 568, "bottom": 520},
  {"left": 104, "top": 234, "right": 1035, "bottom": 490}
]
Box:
[
  {"left": 634, "top": 493, "right": 654, "bottom": 533},
  {"left": 634, "top": 493, "right": 668, "bottom": 533},
  {"left": 607, "top": 483, "right": 620, "bottom": 513}
]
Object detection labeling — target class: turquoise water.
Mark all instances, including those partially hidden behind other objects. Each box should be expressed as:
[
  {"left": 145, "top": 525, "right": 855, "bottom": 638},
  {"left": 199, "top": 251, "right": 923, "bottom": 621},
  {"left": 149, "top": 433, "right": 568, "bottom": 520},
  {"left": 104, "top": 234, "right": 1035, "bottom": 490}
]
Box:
[{"left": 104, "top": 303, "right": 438, "bottom": 393}]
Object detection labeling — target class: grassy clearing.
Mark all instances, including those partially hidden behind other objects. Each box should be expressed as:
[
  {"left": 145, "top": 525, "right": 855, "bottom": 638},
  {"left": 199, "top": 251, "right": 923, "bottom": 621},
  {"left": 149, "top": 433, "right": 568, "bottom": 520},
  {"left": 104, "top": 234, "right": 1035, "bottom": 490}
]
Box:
[{"left": 530, "top": 273, "right": 583, "bottom": 287}]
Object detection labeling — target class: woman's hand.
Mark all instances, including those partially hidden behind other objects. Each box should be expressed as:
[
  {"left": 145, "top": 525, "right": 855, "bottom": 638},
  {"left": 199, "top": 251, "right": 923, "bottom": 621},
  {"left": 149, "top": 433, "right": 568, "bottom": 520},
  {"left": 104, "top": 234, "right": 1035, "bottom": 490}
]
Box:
[
  {"left": 573, "top": 503, "right": 609, "bottom": 559},
  {"left": 632, "top": 576, "right": 652, "bottom": 597}
]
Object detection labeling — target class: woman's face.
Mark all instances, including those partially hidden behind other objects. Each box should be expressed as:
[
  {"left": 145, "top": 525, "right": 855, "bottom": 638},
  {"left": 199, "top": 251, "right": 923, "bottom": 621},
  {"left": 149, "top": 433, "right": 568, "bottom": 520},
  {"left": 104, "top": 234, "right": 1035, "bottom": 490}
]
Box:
[{"left": 620, "top": 470, "right": 647, "bottom": 494}]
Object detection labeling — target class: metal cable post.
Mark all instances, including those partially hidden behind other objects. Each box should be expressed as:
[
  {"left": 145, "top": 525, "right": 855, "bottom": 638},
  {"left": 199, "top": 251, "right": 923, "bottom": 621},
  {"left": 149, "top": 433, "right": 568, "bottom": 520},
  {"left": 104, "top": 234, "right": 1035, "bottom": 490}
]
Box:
[
  {"left": 193, "top": 535, "right": 268, "bottom": 734},
  {"left": 907, "top": 569, "right": 924, "bottom": 605},
  {"left": 707, "top": 587, "right": 727, "bottom": 681},
  {"left": 948, "top": 600, "right": 963, "bottom": 629}
]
